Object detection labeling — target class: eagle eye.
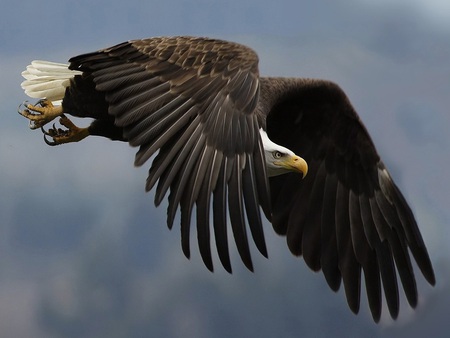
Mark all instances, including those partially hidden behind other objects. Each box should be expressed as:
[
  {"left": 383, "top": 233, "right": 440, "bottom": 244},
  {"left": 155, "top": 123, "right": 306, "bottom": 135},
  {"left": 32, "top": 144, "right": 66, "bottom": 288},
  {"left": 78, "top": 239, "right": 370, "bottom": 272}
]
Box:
[{"left": 273, "top": 151, "right": 282, "bottom": 159}]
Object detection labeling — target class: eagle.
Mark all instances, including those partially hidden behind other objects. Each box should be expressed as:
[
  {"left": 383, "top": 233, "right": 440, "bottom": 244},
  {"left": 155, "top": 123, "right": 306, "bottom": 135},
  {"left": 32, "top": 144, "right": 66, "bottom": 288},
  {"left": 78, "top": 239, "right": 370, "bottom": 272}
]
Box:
[{"left": 19, "top": 36, "right": 435, "bottom": 322}]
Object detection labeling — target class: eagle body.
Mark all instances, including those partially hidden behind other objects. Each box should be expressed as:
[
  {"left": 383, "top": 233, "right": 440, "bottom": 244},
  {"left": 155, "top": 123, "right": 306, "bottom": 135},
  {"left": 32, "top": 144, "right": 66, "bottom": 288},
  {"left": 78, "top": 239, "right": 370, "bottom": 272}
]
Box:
[{"left": 20, "top": 36, "right": 435, "bottom": 322}]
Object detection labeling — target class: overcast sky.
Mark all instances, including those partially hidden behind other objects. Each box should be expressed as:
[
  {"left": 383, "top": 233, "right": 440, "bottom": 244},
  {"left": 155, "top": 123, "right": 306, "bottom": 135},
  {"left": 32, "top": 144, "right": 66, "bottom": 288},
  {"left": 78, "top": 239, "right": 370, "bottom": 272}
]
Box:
[{"left": 1, "top": 1, "right": 449, "bottom": 337}]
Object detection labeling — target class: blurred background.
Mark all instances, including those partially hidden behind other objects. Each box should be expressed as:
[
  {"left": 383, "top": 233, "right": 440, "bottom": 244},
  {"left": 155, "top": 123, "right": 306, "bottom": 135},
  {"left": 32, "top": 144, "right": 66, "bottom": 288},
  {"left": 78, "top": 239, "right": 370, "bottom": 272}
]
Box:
[{"left": 1, "top": 0, "right": 449, "bottom": 337}]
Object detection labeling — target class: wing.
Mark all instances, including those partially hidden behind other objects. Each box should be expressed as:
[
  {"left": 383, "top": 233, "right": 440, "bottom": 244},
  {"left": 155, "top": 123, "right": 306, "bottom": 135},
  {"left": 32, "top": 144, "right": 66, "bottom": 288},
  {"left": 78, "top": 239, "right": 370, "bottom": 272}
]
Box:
[
  {"left": 69, "top": 37, "right": 271, "bottom": 272},
  {"left": 266, "top": 78, "right": 435, "bottom": 322}
]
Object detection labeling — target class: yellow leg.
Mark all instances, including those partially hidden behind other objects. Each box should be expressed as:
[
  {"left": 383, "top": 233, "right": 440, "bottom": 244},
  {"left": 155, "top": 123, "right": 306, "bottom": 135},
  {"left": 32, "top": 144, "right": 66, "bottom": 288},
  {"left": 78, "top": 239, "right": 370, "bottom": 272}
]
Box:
[
  {"left": 18, "top": 99, "right": 63, "bottom": 129},
  {"left": 42, "top": 115, "right": 90, "bottom": 146}
]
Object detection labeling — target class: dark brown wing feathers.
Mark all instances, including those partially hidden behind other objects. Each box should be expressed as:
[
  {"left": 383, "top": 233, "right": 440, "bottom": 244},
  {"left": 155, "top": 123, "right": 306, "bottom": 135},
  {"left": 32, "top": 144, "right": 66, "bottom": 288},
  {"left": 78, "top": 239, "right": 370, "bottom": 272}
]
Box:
[
  {"left": 66, "top": 37, "right": 434, "bottom": 321},
  {"left": 266, "top": 79, "right": 434, "bottom": 321},
  {"left": 69, "top": 37, "right": 269, "bottom": 273}
]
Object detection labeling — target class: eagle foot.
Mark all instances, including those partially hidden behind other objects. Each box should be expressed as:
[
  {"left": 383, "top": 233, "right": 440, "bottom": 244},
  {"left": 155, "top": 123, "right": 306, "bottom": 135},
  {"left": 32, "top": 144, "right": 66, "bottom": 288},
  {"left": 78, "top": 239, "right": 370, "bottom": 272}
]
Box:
[
  {"left": 42, "top": 115, "right": 89, "bottom": 146},
  {"left": 18, "top": 99, "right": 63, "bottom": 130}
]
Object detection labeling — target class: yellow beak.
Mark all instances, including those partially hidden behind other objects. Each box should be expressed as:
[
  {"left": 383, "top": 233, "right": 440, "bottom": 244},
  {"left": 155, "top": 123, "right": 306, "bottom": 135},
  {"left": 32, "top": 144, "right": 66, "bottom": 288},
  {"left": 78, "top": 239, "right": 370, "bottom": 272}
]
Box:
[{"left": 277, "top": 155, "right": 308, "bottom": 178}]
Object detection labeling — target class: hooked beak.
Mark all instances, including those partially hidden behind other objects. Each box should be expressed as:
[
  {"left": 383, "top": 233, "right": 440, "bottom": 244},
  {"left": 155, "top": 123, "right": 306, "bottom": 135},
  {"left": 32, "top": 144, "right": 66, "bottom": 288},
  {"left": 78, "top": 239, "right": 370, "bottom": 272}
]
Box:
[{"left": 276, "top": 155, "right": 308, "bottom": 178}]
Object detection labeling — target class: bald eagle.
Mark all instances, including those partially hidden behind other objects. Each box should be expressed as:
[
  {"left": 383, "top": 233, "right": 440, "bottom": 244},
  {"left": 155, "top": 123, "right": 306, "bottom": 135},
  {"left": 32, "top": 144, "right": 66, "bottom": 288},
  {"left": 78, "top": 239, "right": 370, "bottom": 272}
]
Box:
[{"left": 19, "top": 36, "right": 434, "bottom": 322}]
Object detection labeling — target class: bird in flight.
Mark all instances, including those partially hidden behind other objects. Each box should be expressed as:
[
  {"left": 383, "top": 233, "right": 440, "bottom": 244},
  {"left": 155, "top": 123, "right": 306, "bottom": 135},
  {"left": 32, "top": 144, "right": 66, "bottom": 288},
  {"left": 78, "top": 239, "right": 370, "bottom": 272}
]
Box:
[{"left": 19, "top": 36, "right": 435, "bottom": 322}]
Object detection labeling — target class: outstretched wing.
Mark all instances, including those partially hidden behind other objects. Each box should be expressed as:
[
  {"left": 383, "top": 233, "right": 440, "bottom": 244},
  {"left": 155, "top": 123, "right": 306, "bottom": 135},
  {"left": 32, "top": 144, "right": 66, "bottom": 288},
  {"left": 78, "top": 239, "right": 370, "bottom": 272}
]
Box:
[
  {"left": 69, "top": 37, "right": 271, "bottom": 272},
  {"left": 266, "top": 78, "right": 435, "bottom": 322}
]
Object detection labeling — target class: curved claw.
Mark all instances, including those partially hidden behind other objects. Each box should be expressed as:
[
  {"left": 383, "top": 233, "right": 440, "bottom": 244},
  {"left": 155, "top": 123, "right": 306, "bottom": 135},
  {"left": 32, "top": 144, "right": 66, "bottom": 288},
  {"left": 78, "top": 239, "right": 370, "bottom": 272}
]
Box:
[
  {"left": 40, "top": 126, "right": 49, "bottom": 136},
  {"left": 43, "top": 133, "right": 58, "bottom": 146},
  {"left": 17, "top": 101, "right": 29, "bottom": 114},
  {"left": 41, "top": 125, "right": 59, "bottom": 146}
]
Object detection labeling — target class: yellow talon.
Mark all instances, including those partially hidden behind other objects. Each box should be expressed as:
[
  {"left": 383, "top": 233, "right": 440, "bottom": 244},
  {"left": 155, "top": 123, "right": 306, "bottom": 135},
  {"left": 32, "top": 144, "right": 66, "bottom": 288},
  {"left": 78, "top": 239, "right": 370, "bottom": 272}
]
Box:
[
  {"left": 18, "top": 99, "right": 63, "bottom": 130},
  {"left": 42, "top": 115, "right": 90, "bottom": 146}
]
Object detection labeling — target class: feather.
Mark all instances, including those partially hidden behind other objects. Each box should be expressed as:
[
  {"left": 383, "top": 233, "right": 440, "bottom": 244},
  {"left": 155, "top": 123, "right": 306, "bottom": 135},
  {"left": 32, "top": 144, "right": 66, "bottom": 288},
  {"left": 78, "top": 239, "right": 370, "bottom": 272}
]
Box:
[
  {"left": 213, "top": 157, "right": 231, "bottom": 272},
  {"left": 21, "top": 61, "right": 79, "bottom": 101}
]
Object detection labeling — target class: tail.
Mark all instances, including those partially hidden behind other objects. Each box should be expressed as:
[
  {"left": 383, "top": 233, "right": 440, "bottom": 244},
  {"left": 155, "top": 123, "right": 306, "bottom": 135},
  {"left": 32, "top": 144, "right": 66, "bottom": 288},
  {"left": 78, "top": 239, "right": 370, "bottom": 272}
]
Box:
[{"left": 21, "top": 61, "right": 81, "bottom": 103}]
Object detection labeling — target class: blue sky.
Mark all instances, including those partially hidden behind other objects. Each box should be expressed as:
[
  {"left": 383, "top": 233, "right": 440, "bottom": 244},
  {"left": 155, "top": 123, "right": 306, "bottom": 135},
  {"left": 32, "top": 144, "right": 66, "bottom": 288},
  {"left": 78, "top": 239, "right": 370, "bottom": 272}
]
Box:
[{"left": 1, "top": 1, "right": 450, "bottom": 337}]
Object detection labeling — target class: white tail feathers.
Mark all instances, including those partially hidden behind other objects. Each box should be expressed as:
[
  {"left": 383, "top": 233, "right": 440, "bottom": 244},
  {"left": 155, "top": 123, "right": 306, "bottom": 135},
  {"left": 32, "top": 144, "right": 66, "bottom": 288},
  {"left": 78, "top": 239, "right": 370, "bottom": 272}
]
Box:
[{"left": 21, "top": 60, "right": 81, "bottom": 103}]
